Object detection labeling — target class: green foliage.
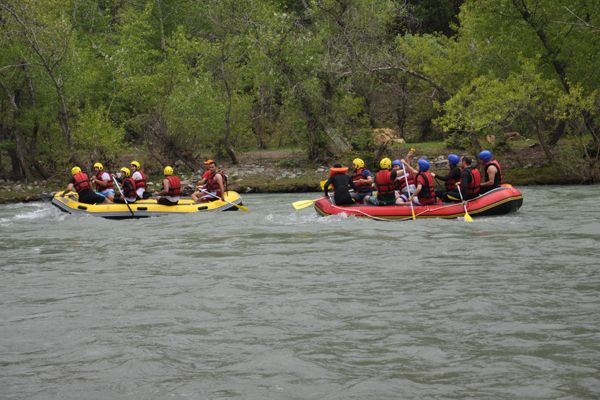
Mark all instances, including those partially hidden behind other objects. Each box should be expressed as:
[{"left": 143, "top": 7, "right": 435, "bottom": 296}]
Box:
[{"left": 1, "top": 0, "right": 599, "bottom": 180}]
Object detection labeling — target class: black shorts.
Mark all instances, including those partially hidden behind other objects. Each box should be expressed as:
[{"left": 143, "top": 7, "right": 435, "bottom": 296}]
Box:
[
  {"left": 157, "top": 197, "right": 179, "bottom": 206},
  {"left": 78, "top": 190, "right": 106, "bottom": 205}
]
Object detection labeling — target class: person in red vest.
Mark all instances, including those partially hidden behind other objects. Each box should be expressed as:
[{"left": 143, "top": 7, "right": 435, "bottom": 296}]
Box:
[
  {"left": 443, "top": 156, "right": 481, "bottom": 202},
  {"left": 130, "top": 160, "right": 150, "bottom": 199},
  {"left": 113, "top": 167, "right": 138, "bottom": 204},
  {"left": 192, "top": 160, "right": 215, "bottom": 203},
  {"left": 196, "top": 159, "right": 227, "bottom": 202},
  {"left": 90, "top": 162, "right": 115, "bottom": 201},
  {"left": 400, "top": 158, "right": 436, "bottom": 205},
  {"left": 434, "top": 154, "right": 461, "bottom": 201},
  {"left": 64, "top": 166, "right": 109, "bottom": 204},
  {"left": 155, "top": 166, "right": 181, "bottom": 206},
  {"left": 364, "top": 158, "right": 398, "bottom": 206},
  {"left": 478, "top": 150, "right": 503, "bottom": 194},
  {"left": 349, "top": 158, "right": 374, "bottom": 203}
]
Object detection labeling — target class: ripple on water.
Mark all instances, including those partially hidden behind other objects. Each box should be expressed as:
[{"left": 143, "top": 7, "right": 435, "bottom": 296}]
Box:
[{"left": 0, "top": 188, "right": 599, "bottom": 400}]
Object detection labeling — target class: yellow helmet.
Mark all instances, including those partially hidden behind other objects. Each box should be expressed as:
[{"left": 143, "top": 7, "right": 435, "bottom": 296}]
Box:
[
  {"left": 130, "top": 160, "right": 140, "bottom": 169},
  {"left": 71, "top": 166, "right": 82, "bottom": 175},
  {"left": 380, "top": 157, "right": 392, "bottom": 170},
  {"left": 120, "top": 167, "right": 131, "bottom": 177},
  {"left": 93, "top": 162, "right": 103, "bottom": 170},
  {"left": 352, "top": 158, "right": 365, "bottom": 169},
  {"left": 163, "top": 166, "right": 173, "bottom": 176}
]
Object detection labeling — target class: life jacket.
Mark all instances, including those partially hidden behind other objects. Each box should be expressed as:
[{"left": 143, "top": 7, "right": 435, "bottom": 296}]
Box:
[
  {"left": 329, "top": 166, "right": 348, "bottom": 177},
  {"left": 73, "top": 172, "right": 91, "bottom": 193},
  {"left": 95, "top": 171, "right": 113, "bottom": 190},
  {"left": 206, "top": 169, "right": 227, "bottom": 198},
  {"left": 133, "top": 170, "right": 147, "bottom": 189},
  {"left": 416, "top": 171, "right": 435, "bottom": 203},
  {"left": 123, "top": 177, "right": 137, "bottom": 199},
  {"left": 466, "top": 167, "right": 481, "bottom": 197},
  {"left": 375, "top": 169, "right": 395, "bottom": 197},
  {"left": 165, "top": 175, "right": 181, "bottom": 196},
  {"left": 397, "top": 170, "right": 415, "bottom": 191},
  {"left": 445, "top": 166, "right": 460, "bottom": 191},
  {"left": 483, "top": 160, "right": 503, "bottom": 187},
  {"left": 351, "top": 168, "right": 373, "bottom": 193}
]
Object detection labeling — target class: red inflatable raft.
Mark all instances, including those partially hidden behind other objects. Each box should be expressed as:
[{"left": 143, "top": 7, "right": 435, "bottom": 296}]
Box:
[{"left": 314, "top": 185, "right": 523, "bottom": 220}]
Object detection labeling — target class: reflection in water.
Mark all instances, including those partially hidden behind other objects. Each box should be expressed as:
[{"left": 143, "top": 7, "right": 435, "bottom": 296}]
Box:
[{"left": 0, "top": 187, "right": 599, "bottom": 399}]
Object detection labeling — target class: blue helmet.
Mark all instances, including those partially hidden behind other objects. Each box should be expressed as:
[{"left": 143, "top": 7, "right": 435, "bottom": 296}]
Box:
[
  {"left": 479, "top": 150, "right": 493, "bottom": 162},
  {"left": 448, "top": 154, "right": 460, "bottom": 166},
  {"left": 417, "top": 159, "right": 430, "bottom": 171},
  {"left": 391, "top": 159, "right": 402, "bottom": 168}
]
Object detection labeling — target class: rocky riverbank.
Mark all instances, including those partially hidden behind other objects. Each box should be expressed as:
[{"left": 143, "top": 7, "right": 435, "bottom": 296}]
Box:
[{"left": 0, "top": 147, "right": 591, "bottom": 204}]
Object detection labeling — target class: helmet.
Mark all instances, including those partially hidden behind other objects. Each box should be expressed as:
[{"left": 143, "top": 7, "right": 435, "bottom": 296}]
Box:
[
  {"left": 447, "top": 154, "right": 460, "bottom": 166},
  {"left": 130, "top": 160, "right": 141, "bottom": 169},
  {"left": 391, "top": 159, "right": 402, "bottom": 167},
  {"left": 479, "top": 150, "right": 493, "bottom": 162},
  {"left": 417, "top": 159, "right": 430, "bottom": 171},
  {"left": 120, "top": 167, "right": 131, "bottom": 177},
  {"left": 71, "top": 166, "right": 82, "bottom": 175},
  {"left": 380, "top": 157, "right": 392, "bottom": 170},
  {"left": 163, "top": 166, "right": 173, "bottom": 176},
  {"left": 93, "top": 162, "right": 104, "bottom": 170},
  {"left": 352, "top": 158, "right": 365, "bottom": 169}
]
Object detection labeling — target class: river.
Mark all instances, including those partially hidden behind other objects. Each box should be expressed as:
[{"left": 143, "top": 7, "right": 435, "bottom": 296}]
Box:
[{"left": 0, "top": 186, "right": 599, "bottom": 399}]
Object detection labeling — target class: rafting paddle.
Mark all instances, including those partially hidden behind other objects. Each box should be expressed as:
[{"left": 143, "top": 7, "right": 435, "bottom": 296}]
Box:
[
  {"left": 112, "top": 175, "right": 136, "bottom": 218},
  {"left": 199, "top": 189, "right": 249, "bottom": 211},
  {"left": 401, "top": 168, "right": 416, "bottom": 221},
  {"left": 292, "top": 199, "right": 317, "bottom": 210},
  {"left": 456, "top": 185, "right": 473, "bottom": 222}
]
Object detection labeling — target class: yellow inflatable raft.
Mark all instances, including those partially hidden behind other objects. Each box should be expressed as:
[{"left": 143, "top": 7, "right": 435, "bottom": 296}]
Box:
[{"left": 51, "top": 191, "right": 245, "bottom": 219}]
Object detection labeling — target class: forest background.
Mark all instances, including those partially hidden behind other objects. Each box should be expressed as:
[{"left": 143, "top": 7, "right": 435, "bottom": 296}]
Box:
[{"left": 1, "top": 0, "right": 599, "bottom": 198}]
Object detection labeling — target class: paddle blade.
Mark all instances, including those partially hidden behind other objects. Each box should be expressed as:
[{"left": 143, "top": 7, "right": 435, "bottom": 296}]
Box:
[
  {"left": 292, "top": 199, "right": 316, "bottom": 210},
  {"left": 319, "top": 180, "right": 332, "bottom": 190},
  {"left": 236, "top": 204, "right": 249, "bottom": 212},
  {"left": 463, "top": 212, "right": 473, "bottom": 222}
]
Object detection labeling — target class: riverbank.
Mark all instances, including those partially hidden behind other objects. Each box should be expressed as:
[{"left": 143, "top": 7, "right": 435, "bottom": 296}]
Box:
[{"left": 0, "top": 145, "right": 594, "bottom": 204}]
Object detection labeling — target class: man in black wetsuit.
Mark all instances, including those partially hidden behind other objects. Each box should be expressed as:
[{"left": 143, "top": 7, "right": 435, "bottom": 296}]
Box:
[{"left": 323, "top": 164, "right": 356, "bottom": 206}]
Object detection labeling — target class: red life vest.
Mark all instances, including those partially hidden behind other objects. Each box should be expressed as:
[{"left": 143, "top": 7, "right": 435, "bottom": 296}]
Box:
[
  {"left": 206, "top": 170, "right": 227, "bottom": 198},
  {"left": 396, "top": 170, "right": 415, "bottom": 191},
  {"left": 134, "top": 170, "right": 147, "bottom": 189},
  {"left": 123, "top": 177, "right": 137, "bottom": 198},
  {"left": 95, "top": 171, "right": 113, "bottom": 190},
  {"left": 375, "top": 170, "right": 395, "bottom": 197},
  {"left": 73, "top": 172, "right": 91, "bottom": 193},
  {"left": 416, "top": 171, "right": 435, "bottom": 204},
  {"left": 165, "top": 176, "right": 181, "bottom": 196},
  {"left": 351, "top": 168, "right": 373, "bottom": 192},
  {"left": 466, "top": 167, "right": 481, "bottom": 197},
  {"left": 483, "top": 160, "right": 503, "bottom": 187},
  {"left": 445, "top": 166, "right": 460, "bottom": 191}
]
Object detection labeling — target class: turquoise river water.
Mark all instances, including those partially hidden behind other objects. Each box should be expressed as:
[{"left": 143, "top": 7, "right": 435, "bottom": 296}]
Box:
[{"left": 0, "top": 186, "right": 599, "bottom": 399}]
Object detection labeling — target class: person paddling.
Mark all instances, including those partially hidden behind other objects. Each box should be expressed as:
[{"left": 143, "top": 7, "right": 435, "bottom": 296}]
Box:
[
  {"left": 349, "top": 158, "right": 374, "bottom": 204},
  {"left": 113, "top": 167, "right": 137, "bottom": 204},
  {"left": 196, "top": 160, "right": 226, "bottom": 203},
  {"left": 64, "top": 166, "right": 110, "bottom": 205},
  {"left": 434, "top": 154, "right": 461, "bottom": 201},
  {"left": 323, "top": 164, "right": 356, "bottom": 206},
  {"left": 444, "top": 156, "right": 480, "bottom": 202},
  {"left": 155, "top": 166, "right": 181, "bottom": 206},
  {"left": 400, "top": 158, "right": 436, "bottom": 206},
  {"left": 129, "top": 160, "right": 150, "bottom": 199},
  {"left": 90, "top": 162, "right": 115, "bottom": 201},
  {"left": 365, "top": 158, "right": 398, "bottom": 206}
]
